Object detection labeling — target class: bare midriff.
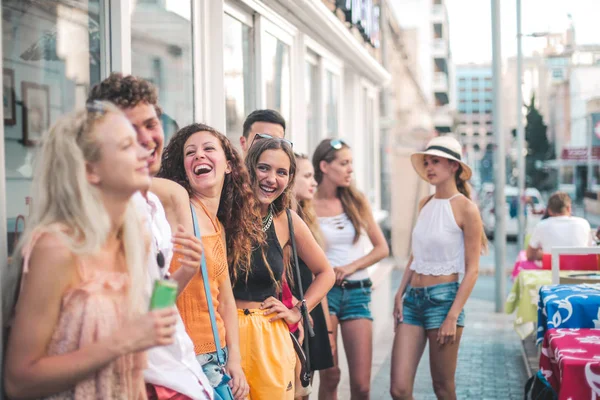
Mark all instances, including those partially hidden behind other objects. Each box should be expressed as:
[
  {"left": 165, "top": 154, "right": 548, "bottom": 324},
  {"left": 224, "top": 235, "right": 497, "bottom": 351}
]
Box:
[
  {"left": 235, "top": 300, "right": 264, "bottom": 309},
  {"left": 410, "top": 272, "right": 459, "bottom": 288}
]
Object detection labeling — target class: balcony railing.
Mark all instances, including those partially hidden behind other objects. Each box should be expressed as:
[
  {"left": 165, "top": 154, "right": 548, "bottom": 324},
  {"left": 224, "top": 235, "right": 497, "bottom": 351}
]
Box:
[
  {"left": 432, "top": 38, "right": 448, "bottom": 58},
  {"left": 433, "top": 71, "right": 448, "bottom": 93},
  {"left": 431, "top": 4, "right": 446, "bottom": 22}
]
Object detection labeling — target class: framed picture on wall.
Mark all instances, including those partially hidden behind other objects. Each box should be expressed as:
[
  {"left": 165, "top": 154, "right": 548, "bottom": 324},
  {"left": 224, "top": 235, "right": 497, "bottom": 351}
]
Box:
[
  {"left": 21, "top": 81, "right": 50, "bottom": 146},
  {"left": 3, "top": 68, "right": 16, "bottom": 125}
]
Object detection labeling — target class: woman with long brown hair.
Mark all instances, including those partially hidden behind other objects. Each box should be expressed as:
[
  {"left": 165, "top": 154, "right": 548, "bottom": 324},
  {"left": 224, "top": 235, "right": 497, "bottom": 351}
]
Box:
[
  {"left": 232, "top": 138, "right": 334, "bottom": 399},
  {"left": 157, "top": 123, "right": 262, "bottom": 399},
  {"left": 390, "top": 136, "right": 485, "bottom": 400},
  {"left": 313, "top": 138, "right": 389, "bottom": 400}
]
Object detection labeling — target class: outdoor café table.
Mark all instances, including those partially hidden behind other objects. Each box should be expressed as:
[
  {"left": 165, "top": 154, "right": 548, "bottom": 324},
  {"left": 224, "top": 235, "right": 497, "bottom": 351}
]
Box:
[
  {"left": 537, "top": 283, "right": 600, "bottom": 345},
  {"left": 505, "top": 270, "right": 572, "bottom": 339},
  {"left": 539, "top": 328, "right": 600, "bottom": 399},
  {"left": 510, "top": 250, "right": 542, "bottom": 281}
]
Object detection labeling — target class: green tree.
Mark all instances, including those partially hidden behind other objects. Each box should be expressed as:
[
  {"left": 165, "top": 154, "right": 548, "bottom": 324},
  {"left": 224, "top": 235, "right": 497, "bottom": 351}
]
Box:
[{"left": 524, "top": 94, "right": 551, "bottom": 188}]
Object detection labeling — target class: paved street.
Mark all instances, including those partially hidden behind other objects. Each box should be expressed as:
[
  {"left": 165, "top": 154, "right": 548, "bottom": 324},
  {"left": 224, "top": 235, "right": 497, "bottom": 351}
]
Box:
[{"left": 311, "top": 264, "right": 526, "bottom": 399}]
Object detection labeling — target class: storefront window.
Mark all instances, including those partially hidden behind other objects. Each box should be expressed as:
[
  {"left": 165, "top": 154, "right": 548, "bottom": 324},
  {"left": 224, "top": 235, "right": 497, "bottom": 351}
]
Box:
[
  {"left": 364, "top": 88, "right": 376, "bottom": 204},
  {"left": 3, "top": 0, "right": 104, "bottom": 255},
  {"left": 305, "top": 59, "right": 319, "bottom": 154},
  {"left": 224, "top": 13, "right": 254, "bottom": 144},
  {"left": 263, "top": 33, "right": 290, "bottom": 123},
  {"left": 131, "top": 0, "right": 193, "bottom": 142},
  {"left": 325, "top": 71, "right": 339, "bottom": 137}
]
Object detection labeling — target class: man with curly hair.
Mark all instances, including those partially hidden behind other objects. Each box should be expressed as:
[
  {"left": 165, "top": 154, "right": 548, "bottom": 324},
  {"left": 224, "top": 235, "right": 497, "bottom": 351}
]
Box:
[{"left": 88, "top": 74, "right": 214, "bottom": 400}]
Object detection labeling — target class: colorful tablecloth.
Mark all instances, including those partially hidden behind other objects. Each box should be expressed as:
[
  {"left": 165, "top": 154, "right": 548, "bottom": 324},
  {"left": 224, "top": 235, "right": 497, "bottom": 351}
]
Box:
[
  {"left": 539, "top": 328, "right": 600, "bottom": 399},
  {"left": 505, "top": 270, "right": 553, "bottom": 339},
  {"left": 537, "top": 284, "right": 600, "bottom": 345}
]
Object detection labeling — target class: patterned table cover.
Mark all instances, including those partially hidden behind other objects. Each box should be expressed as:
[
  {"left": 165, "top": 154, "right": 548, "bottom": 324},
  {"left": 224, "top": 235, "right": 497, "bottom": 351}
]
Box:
[
  {"left": 537, "top": 283, "right": 600, "bottom": 345},
  {"left": 505, "top": 270, "right": 571, "bottom": 339},
  {"left": 539, "top": 328, "right": 600, "bottom": 399}
]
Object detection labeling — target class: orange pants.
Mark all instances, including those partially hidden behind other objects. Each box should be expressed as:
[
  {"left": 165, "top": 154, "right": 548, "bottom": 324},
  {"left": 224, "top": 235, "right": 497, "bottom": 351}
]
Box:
[{"left": 237, "top": 309, "right": 296, "bottom": 400}]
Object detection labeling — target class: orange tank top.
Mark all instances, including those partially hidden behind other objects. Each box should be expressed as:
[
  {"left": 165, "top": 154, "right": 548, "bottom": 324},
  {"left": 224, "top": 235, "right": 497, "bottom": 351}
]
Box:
[{"left": 171, "top": 201, "right": 228, "bottom": 355}]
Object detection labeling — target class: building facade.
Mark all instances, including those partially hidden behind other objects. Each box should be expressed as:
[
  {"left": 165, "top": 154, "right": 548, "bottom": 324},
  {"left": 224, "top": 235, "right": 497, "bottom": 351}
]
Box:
[
  {"left": 391, "top": 0, "right": 454, "bottom": 135},
  {"left": 1, "top": 0, "right": 393, "bottom": 292},
  {"left": 455, "top": 64, "right": 494, "bottom": 185}
]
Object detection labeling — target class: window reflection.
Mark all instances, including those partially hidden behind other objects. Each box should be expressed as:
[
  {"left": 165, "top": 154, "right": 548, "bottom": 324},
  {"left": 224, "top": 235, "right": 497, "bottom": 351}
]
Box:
[
  {"left": 364, "top": 89, "right": 376, "bottom": 203},
  {"left": 2, "top": 0, "right": 103, "bottom": 255},
  {"left": 130, "top": 0, "right": 194, "bottom": 142},
  {"left": 263, "top": 33, "right": 290, "bottom": 123},
  {"left": 326, "top": 71, "right": 339, "bottom": 136},
  {"left": 305, "top": 60, "right": 319, "bottom": 154},
  {"left": 224, "top": 14, "right": 253, "bottom": 145}
]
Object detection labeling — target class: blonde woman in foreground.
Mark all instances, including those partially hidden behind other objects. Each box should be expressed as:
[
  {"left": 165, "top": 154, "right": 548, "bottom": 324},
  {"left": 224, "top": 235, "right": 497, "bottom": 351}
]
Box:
[
  {"left": 390, "top": 136, "right": 485, "bottom": 400},
  {"left": 3, "top": 102, "right": 177, "bottom": 399}
]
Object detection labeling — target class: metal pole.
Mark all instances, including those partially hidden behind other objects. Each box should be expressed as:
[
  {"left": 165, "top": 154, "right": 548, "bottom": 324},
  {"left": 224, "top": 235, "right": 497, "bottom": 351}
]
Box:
[
  {"left": 516, "top": 0, "right": 526, "bottom": 250},
  {"left": 492, "top": 0, "right": 506, "bottom": 312}
]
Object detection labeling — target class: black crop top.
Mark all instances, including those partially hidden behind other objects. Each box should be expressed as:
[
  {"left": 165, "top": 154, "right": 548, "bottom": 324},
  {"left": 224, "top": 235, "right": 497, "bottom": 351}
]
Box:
[{"left": 232, "top": 222, "right": 284, "bottom": 302}]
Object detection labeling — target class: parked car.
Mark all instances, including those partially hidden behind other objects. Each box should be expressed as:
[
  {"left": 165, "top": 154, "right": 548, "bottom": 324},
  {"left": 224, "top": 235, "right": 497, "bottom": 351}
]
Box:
[{"left": 480, "top": 186, "right": 546, "bottom": 239}]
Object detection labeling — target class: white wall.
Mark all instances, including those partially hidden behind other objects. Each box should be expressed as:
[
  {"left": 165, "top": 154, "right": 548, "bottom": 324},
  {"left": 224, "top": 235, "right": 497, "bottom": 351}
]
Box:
[{"left": 569, "top": 67, "right": 600, "bottom": 147}]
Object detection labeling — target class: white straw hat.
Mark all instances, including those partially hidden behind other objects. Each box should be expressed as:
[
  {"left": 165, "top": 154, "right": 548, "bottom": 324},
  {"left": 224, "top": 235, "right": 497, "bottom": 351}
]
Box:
[{"left": 410, "top": 136, "right": 472, "bottom": 181}]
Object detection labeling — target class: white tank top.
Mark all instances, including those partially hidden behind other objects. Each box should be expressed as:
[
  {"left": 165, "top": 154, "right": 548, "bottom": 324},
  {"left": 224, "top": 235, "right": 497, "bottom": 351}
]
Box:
[
  {"left": 318, "top": 213, "right": 369, "bottom": 281},
  {"left": 410, "top": 194, "right": 465, "bottom": 276}
]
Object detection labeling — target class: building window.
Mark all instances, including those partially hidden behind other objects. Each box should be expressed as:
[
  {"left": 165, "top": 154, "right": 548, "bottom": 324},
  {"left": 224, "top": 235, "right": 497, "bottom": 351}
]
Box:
[
  {"left": 459, "top": 87, "right": 466, "bottom": 92},
  {"left": 223, "top": 13, "right": 254, "bottom": 143},
  {"left": 471, "top": 88, "right": 479, "bottom": 93},
  {"left": 305, "top": 55, "right": 319, "bottom": 153},
  {"left": 325, "top": 71, "right": 340, "bottom": 137},
  {"left": 131, "top": 0, "right": 194, "bottom": 142},
  {"left": 460, "top": 132, "right": 467, "bottom": 136},
  {"left": 487, "top": 131, "right": 493, "bottom": 136},
  {"left": 263, "top": 33, "right": 291, "bottom": 124},
  {"left": 3, "top": 0, "right": 105, "bottom": 255},
  {"left": 364, "top": 88, "right": 376, "bottom": 203}
]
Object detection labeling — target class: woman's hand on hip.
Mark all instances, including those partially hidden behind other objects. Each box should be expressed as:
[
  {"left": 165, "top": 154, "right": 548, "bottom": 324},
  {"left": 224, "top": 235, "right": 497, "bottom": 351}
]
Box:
[
  {"left": 260, "top": 296, "right": 302, "bottom": 325},
  {"left": 334, "top": 265, "right": 356, "bottom": 285}
]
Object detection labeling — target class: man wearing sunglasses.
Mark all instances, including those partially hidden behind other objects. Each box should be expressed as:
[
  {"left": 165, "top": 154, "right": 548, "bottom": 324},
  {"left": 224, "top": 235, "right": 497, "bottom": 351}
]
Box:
[{"left": 240, "top": 109, "right": 287, "bottom": 155}]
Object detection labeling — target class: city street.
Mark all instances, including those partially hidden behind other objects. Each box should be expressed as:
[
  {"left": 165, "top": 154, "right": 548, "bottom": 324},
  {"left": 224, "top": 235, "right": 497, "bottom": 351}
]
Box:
[{"left": 311, "top": 253, "right": 526, "bottom": 399}]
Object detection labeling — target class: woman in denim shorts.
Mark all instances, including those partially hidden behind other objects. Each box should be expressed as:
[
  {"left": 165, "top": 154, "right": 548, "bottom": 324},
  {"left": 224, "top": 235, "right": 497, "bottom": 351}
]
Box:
[
  {"left": 312, "top": 139, "right": 390, "bottom": 399},
  {"left": 390, "top": 136, "right": 487, "bottom": 400}
]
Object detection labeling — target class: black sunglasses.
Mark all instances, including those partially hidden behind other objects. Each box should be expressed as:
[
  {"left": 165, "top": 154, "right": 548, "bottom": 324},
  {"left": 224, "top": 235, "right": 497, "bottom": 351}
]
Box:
[{"left": 250, "top": 133, "right": 293, "bottom": 148}]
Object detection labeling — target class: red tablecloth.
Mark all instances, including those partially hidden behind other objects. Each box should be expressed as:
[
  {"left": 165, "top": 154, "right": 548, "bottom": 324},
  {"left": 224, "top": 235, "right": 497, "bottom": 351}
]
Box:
[{"left": 540, "top": 328, "right": 600, "bottom": 399}]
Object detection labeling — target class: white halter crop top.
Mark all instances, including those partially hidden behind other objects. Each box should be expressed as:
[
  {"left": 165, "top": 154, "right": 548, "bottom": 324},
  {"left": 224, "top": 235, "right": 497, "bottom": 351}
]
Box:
[
  {"left": 318, "top": 213, "right": 369, "bottom": 281},
  {"left": 410, "top": 194, "right": 465, "bottom": 276}
]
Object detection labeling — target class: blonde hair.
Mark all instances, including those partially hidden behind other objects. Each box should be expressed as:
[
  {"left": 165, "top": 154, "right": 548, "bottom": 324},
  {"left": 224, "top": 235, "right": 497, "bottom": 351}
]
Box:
[{"left": 3, "top": 102, "right": 147, "bottom": 324}]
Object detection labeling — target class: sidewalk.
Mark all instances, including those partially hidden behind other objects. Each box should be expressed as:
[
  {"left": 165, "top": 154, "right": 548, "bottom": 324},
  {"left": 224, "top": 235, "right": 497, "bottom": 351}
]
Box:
[{"left": 311, "top": 265, "right": 527, "bottom": 399}]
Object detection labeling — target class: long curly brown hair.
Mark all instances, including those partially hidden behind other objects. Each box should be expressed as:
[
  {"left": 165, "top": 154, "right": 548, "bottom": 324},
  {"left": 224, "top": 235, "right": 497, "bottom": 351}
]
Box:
[{"left": 157, "top": 123, "right": 264, "bottom": 278}]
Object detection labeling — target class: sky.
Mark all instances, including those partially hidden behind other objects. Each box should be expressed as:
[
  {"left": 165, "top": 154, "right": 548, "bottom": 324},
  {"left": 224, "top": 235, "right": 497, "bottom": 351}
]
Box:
[{"left": 446, "top": 0, "right": 600, "bottom": 64}]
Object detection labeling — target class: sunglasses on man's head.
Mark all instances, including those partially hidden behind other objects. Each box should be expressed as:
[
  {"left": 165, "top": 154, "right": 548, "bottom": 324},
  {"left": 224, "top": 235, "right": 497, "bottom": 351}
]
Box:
[{"left": 250, "top": 133, "right": 293, "bottom": 148}]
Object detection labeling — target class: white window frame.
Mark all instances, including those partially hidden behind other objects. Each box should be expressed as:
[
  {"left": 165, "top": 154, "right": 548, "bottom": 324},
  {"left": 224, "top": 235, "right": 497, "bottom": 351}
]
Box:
[
  {"left": 222, "top": 4, "right": 256, "bottom": 138},
  {"left": 257, "top": 15, "right": 296, "bottom": 133},
  {"left": 304, "top": 36, "right": 343, "bottom": 141},
  {"left": 360, "top": 78, "right": 381, "bottom": 209}
]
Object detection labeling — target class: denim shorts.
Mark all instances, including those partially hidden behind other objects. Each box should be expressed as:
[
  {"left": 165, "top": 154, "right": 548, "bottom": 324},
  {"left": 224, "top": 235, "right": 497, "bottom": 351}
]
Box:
[
  {"left": 327, "top": 279, "right": 373, "bottom": 321},
  {"left": 401, "top": 282, "right": 465, "bottom": 330},
  {"left": 196, "top": 346, "right": 228, "bottom": 388}
]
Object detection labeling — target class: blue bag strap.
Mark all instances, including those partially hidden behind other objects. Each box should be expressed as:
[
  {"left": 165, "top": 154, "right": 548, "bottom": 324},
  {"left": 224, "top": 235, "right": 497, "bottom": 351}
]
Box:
[{"left": 190, "top": 203, "right": 225, "bottom": 366}]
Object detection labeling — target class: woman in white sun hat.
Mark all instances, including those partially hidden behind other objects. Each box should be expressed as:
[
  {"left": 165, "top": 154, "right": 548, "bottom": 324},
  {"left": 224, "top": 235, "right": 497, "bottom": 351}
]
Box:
[{"left": 389, "top": 136, "right": 486, "bottom": 400}]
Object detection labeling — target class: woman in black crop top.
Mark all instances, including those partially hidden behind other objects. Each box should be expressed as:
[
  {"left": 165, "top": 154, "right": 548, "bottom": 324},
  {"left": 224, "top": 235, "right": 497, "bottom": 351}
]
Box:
[{"left": 232, "top": 137, "right": 335, "bottom": 400}]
